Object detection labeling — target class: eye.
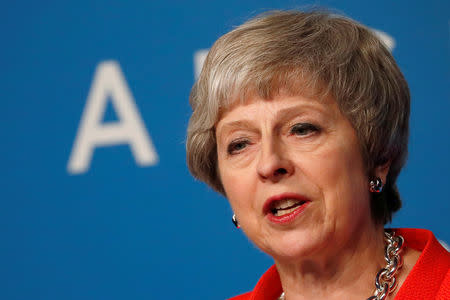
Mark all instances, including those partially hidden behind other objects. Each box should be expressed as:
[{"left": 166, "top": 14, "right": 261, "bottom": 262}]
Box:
[
  {"left": 289, "top": 123, "right": 319, "bottom": 136},
  {"left": 227, "top": 139, "right": 249, "bottom": 155}
]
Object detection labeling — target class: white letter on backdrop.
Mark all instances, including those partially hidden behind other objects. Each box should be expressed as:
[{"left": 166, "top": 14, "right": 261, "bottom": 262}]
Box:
[
  {"left": 372, "top": 29, "right": 395, "bottom": 51},
  {"left": 67, "top": 60, "right": 158, "bottom": 174},
  {"left": 193, "top": 49, "right": 209, "bottom": 79}
]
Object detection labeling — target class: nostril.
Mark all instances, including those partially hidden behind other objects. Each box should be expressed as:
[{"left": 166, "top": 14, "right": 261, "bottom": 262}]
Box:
[{"left": 274, "top": 168, "right": 287, "bottom": 175}]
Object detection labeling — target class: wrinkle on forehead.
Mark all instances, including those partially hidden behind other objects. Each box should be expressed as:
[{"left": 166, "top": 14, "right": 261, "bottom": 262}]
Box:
[{"left": 217, "top": 80, "right": 331, "bottom": 125}]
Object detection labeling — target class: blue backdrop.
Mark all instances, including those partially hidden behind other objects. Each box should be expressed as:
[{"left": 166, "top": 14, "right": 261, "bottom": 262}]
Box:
[{"left": 1, "top": 1, "right": 449, "bottom": 299}]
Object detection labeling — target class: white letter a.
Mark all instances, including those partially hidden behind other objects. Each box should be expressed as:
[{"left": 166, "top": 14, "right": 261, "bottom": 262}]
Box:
[{"left": 67, "top": 61, "right": 158, "bottom": 174}]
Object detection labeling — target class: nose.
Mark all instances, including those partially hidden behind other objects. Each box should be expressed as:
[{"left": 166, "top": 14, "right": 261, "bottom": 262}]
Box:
[{"left": 256, "top": 140, "right": 294, "bottom": 182}]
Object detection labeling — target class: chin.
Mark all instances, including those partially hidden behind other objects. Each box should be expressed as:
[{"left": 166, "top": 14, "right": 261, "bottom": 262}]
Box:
[{"left": 260, "top": 229, "right": 325, "bottom": 262}]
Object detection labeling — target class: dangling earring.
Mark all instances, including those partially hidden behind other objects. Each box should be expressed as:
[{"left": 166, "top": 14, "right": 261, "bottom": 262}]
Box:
[
  {"left": 369, "top": 177, "right": 383, "bottom": 193},
  {"left": 232, "top": 214, "right": 240, "bottom": 228}
]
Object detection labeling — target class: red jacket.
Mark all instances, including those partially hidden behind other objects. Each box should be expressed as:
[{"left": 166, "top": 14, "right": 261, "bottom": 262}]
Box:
[{"left": 229, "top": 228, "right": 450, "bottom": 300}]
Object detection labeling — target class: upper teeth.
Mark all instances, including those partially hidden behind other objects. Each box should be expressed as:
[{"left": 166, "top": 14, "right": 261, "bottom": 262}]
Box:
[{"left": 273, "top": 199, "right": 302, "bottom": 210}]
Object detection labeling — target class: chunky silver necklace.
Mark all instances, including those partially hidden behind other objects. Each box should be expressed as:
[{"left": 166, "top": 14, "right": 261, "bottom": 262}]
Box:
[{"left": 278, "top": 230, "right": 404, "bottom": 300}]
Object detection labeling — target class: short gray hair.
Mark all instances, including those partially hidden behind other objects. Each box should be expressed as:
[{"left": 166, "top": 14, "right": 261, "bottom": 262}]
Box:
[{"left": 186, "top": 10, "right": 410, "bottom": 224}]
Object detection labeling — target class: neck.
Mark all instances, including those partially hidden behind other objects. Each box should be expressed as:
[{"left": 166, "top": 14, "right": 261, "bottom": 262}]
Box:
[{"left": 275, "top": 224, "right": 385, "bottom": 300}]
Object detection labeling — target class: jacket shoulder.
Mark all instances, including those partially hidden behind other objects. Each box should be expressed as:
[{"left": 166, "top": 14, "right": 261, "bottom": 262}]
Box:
[{"left": 437, "top": 267, "right": 450, "bottom": 300}]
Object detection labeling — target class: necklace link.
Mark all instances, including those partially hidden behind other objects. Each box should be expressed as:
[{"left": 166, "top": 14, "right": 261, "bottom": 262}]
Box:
[{"left": 369, "top": 230, "right": 404, "bottom": 300}]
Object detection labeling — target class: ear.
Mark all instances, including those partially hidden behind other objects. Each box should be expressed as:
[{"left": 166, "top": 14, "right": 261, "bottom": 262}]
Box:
[{"left": 374, "top": 161, "right": 391, "bottom": 183}]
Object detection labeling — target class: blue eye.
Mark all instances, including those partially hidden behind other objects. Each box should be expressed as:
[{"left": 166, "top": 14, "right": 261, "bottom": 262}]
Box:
[
  {"left": 290, "top": 123, "right": 319, "bottom": 136},
  {"left": 227, "top": 139, "right": 249, "bottom": 155}
]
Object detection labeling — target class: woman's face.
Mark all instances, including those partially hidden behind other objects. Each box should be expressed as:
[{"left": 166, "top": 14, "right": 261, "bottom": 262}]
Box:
[{"left": 216, "top": 93, "right": 378, "bottom": 261}]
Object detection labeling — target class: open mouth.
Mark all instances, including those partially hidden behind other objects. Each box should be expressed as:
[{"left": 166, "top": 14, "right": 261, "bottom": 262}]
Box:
[
  {"left": 263, "top": 193, "right": 310, "bottom": 224},
  {"left": 269, "top": 199, "right": 307, "bottom": 217}
]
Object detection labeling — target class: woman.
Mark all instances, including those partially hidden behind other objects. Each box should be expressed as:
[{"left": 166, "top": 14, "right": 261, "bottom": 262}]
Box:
[{"left": 186, "top": 10, "right": 449, "bottom": 300}]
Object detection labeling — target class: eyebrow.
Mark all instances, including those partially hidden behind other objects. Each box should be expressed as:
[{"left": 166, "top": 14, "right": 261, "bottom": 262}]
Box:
[
  {"left": 276, "top": 105, "right": 309, "bottom": 120},
  {"left": 217, "top": 103, "right": 328, "bottom": 139},
  {"left": 217, "top": 120, "right": 256, "bottom": 141},
  {"left": 278, "top": 103, "right": 333, "bottom": 128},
  {"left": 219, "top": 120, "right": 254, "bottom": 131}
]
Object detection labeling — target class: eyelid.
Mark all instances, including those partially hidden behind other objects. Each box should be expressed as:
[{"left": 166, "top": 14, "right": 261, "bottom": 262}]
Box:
[
  {"left": 227, "top": 138, "right": 250, "bottom": 155},
  {"left": 288, "top": 122, "right": 320, "bottom": 136}
]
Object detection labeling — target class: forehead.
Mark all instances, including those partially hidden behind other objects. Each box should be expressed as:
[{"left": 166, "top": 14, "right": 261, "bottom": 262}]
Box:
[
  {"left": 217, "top": 85, "right": 327, "bottom": 119},
  {"left": 214, "top": 68, "right": 327, "bottom": 117}
]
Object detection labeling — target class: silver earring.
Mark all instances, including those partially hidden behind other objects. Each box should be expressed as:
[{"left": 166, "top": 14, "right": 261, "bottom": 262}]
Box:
[
  {"left": 232, "top": 214, "right": 240, "bottom": 228},
  {"left": 369, "top": 177, "right": 383, "bottom": 193}
]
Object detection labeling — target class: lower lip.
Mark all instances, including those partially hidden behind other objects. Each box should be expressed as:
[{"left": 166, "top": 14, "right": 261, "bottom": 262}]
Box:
[{"left": 266, "top": 202, "right": 310, "bottom": 224}]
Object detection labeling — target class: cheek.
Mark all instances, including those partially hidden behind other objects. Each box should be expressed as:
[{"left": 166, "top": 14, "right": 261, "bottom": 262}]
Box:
[
  {"left": 219, "top": 164, "right": 253, "bottom": 211},
  {"left": 321, "top": 145, "right": 370, "bottom": 220},
  {"left": 302, "top": 140, "right": 368, "bottom": 210}
]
